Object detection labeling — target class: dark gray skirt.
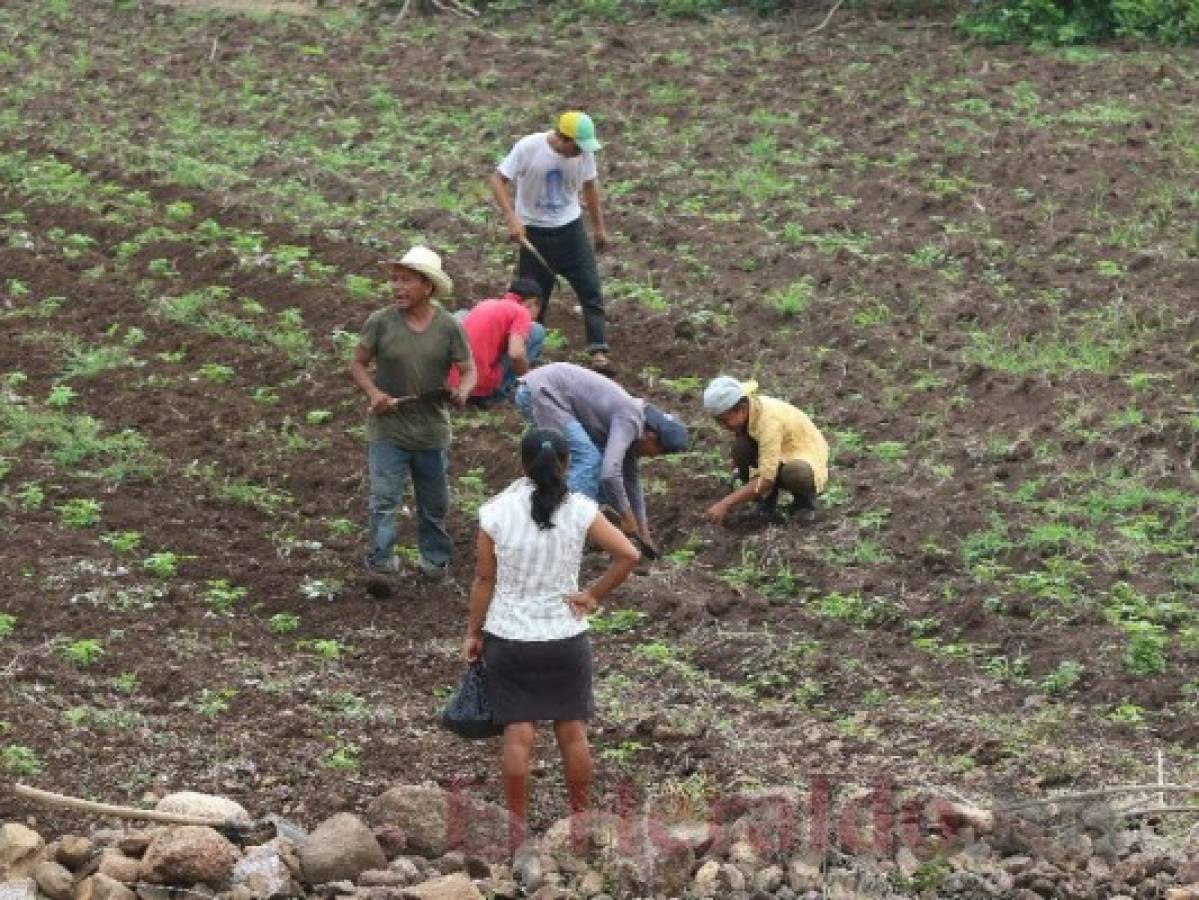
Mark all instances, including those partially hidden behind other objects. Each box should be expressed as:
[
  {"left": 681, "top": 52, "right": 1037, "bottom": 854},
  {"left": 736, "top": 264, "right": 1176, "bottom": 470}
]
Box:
[{"left": 482, "top": 631, "right": 594, "bottom": 725}]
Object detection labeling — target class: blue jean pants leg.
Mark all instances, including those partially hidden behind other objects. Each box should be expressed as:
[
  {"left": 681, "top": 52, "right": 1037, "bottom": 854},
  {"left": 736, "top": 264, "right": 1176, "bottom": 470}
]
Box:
[
  {"left": 409, "top": 448, "right": 452, "bottom": 567},
  {"left": 499, "top": 323, "right": 546, "bottom": 398},
  {"left": 368, "top": 442, "right": 452, "bottom": 568},
  {"left": 562, "top": 420, "right": 602, "bottom": 500}
]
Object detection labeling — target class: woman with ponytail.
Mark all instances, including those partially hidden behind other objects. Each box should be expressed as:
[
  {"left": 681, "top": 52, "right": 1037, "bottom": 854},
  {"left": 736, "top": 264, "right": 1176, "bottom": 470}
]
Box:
[{"left": 464, "top": 428, "right": 639, "bottom": 855}]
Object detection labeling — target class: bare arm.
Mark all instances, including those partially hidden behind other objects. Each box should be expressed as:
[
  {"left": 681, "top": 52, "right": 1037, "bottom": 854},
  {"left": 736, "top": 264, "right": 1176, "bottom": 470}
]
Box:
[
  {"left": 705, "top": 478, "right": 774, "bottom": 524},
  {"left": 488, "top": 171, "right": 525, "bottom": 244},
  {"left": 349, "top": 344, "right": 395, "bottom": 416},
  {"left": 567, "top": 513, "right": 639, "bottom": 617},
  {"left": 581, "top": 179, "right": 608, "bottom": 251},
  {"left": 506, "top": 333, "right": 530, "bottom": 377},
  {"left": 463, "top": 530, "right": 497, "bottom": 661}
]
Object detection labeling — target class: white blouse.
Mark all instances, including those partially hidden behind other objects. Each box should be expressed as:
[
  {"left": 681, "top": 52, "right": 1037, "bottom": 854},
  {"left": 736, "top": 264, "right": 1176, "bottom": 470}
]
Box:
[{"left": 479, "top": 478, "right": 599, "bottom": 641}]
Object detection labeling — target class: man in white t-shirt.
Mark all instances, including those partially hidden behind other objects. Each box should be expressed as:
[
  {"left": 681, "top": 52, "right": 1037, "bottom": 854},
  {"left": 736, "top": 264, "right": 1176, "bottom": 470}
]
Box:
[{"left": 488, "top": 111, "right": 612, "bottom": 371}]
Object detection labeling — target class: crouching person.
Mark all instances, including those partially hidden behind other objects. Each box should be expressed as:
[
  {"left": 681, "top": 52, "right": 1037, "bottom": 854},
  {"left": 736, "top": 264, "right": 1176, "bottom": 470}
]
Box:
[{"left": 702, "top": 376, "right": 829, "bottom": 526}]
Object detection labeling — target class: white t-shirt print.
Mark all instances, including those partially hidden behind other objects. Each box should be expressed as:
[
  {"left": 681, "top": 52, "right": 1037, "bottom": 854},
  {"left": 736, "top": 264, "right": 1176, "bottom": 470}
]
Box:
[{"left": 497, "top": 132, "right": 598, "bottom": 229}]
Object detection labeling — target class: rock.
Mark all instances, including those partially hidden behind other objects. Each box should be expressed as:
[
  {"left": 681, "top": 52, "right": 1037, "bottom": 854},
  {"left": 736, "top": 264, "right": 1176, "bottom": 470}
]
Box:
[
  {"left": 719, "top": 864, "right": 746, "bottom": 892},
  {"left": 358, "top": 871, "right": 407, "bottom": 888},
  {"left": 0, "top": 824, "right": 46, "bottom": 880},
  {"left": 134, "top": 885, "right": 174, "bottom": 900},
  {"left": 575, "top": 869, "right": 604, "bottom": 896},
  {"left": 76, "top": 874, "right": 137, "bottom": 900},
  {"left": 155, "top": 793, "right": 251, "bottom": 826},
  {"left": 896, "top": 846, "right": 919, "bottom": 878},
  {"left": 754, "top": 864, "right": 785, "bottom": 893},
  {"left": 663, "top": 822, "right": 717, "bottom": 856},
  {"left": 300, "top": 814, "right": 385, "bottom": 886},
  {"left": 232, "top": 842, "right": 295, "bottom": 898},
  {"left": 98, "top": 853, "right": 141, "bottom": 884},
  {"left": 488, "top": 879, "right": 517, "bottom": 900},
  {"left": 369, "top": 787, "right": 508, "bottom": 861},
  {"left": 787, "top": 854, "right": 821, "bottom": 892},
  {"left": 373, "top": 828, "right": 407, "bottom": 861},
  {"left": 117, "top": 834, "right": 156, "bottom": 860},
  {"left": 34, "top": 861, "right": 75, "bottom": 900},
  {"left": 461, "top": 857, "right": 488, "bottom": 881},
  {"left": 0, "top": 879, "right": 38, "bottom": 900},
  {"left": 434, "top": 852, "right": 463, "bottom": 875},
  {"left": 397, "top": 873, "right": 483, "bottom": 900},
  {"left": 729, "top": 839, "right": 760, "bottom": 867},
  {"left": 140, "top": 827, "right": 239, "bottom": 887},
  {"left": 528, "top": 887, "right": 570, "bottom": 900},
  {"left": 56, "top": 838, "right": 96, "bottom": 872},
  {"left": 387, "top": 860, "right": 421, "bottom": 885},
  {"left": 1166, "top": 887, "right": 1199, "bottom": 900},
  {"left": 692, "top": 860, "right": 721, "bottom": 898}
]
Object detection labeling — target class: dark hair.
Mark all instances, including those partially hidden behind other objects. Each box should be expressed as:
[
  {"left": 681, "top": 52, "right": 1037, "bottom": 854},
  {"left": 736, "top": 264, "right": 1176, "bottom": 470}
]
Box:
[
  {"left": 508, "top": 276, "right": 544, "bottom": 302},
  {"left": 521, "top": 429, "right": 569, "bottom": 530}
]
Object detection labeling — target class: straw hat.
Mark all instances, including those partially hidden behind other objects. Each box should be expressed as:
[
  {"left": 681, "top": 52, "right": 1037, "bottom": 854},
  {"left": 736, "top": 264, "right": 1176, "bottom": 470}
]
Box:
[{"left": 382, "top": 246, "right": 453, "bottom": 299}]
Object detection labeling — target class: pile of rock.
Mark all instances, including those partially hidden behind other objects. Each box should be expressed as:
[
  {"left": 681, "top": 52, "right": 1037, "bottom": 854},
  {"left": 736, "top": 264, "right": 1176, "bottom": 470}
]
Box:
[{"left": 3, "top": 786, "right": 1197, "bottom": 899}]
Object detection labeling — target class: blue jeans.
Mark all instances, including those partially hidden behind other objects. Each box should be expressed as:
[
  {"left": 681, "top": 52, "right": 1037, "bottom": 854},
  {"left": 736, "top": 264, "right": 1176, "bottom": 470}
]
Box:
[
  {"left": 367, "top": 442, "right": 451, "bottom": 568},
  {"left": 513, "top": 384, "right": 602, "bottom": 500}
]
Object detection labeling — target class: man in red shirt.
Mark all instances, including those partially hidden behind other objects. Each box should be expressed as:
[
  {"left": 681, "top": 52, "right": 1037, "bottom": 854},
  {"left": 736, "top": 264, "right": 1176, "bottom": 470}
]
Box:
[{"left": 451, "top": 277, "right": 546, "bottom": 407}]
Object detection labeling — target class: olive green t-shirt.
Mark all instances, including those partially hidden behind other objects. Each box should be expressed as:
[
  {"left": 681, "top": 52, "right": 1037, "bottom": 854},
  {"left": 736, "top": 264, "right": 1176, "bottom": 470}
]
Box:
[{"left": 360, "top": 304, "right": 470, "bottom": 450}]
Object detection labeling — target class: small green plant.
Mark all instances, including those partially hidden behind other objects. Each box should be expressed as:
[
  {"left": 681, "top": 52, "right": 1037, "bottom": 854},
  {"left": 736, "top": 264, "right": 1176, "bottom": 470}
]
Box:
[
  {"left": 100, "top": 530, "right": 142, "bottom": 554},
  {"left": 305, "top": 409, "right": 333, "bottom": 425},
  {"left": 46, "top": 384, "right": 76, "bottom": 409},
  {"left": 61, "top": 638, "right": 104, "bottom": 667},
  {"left": 301, "top": 638, "right": 342, "bottom": 660},
  {"left": 1123, "top": 621, "right": 1167, "bottom": 675},
  {"left": 147, "top": 258, "right": 177, "bottom": 278},
  {"left": 111, "top": 671, "right": 139, "bottom": 694},
  {"left": 326, "top": 518, "right": 355, "bottom": 537},
  {"left": 18, "top": 484, "right": 45, "bottom": 510},
  {"left": 1039, "top": 660, "right": 1084, "bottom": 694},
  {"left": 1107, "top": 701, "right": 1146, "bottom": 725},
  {"left": 2, "top": 744, "right": 42, "bottom": 776},
  {"left": 164, "top": 200, "right": 194, "bottom": 221},
  {"left": 324, "top": 745, "right": 360, "bottom": 770},
  {"left": 590, "top": 609, "right": 647, "bottom": 634},
  {"left": 142, "top": 551, "right": 181, "bottom": 579},
  {"left": 57, "top": 497, "right": 102, "bottom": 528},
  {"left": 770, "top": 278, "right": 814, "bottom": 319},
  {"left": 204, "top": 579, "right": 247, "bottom": 613},
  {"left": 268, "top": 613, "right": 301, "bottom": 634},
  {"left": 197, "top": 363, "right": 235, "bottom": 383},
  {"left": 0, "top": 613, "right": 15, "bottom": 638},
  {"left": 195, "top": 687, "right": 237, "bottom": 716}
]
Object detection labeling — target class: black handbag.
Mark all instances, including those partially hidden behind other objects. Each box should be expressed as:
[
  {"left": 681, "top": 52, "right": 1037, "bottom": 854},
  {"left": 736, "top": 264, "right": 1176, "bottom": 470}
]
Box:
[{"left": 439, "top": 661, "right": 504, "bottom": 739}]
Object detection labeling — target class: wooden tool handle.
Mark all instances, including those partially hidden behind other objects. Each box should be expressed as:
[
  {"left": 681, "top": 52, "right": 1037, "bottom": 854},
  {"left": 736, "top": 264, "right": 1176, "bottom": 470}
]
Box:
[{"left": 12, "top": 784, "right": 230, "bottom": 828}]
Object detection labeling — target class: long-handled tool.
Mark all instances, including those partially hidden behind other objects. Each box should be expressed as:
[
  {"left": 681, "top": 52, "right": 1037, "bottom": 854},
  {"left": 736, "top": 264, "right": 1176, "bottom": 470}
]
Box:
[{"left": 10, "top": 784, "right": 297, "bottom": 844}]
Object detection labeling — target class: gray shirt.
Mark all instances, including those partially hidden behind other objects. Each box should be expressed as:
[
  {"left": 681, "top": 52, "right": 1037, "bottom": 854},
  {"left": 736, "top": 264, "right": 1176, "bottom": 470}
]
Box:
[{"left": 521, "top": 363, "right": 647, "bottom": 526}]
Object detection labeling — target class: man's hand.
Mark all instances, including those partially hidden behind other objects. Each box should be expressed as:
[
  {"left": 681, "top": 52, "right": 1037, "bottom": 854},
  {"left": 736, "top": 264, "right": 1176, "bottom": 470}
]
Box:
[
  {"left": 368, "top": 391, "right": 397, "bottom": 416},
  {"left": 636, "top": 531, "right": 661, "bottom": 561},
  {"left": 566, "top": 590, "right": 599, "bottom": 618},
  {"left": 463, "top": 633, "right": 483, "bottom": 662},
  {"left": 593, "top": 228, "right": 610, "bottom": 253},
  {"left": 451, "top": 385, "right": 472, "bottom": 408},
  {"left": 507, "top": 219, "right": 527, "bottom": 244},
  {"left": 619, "top": 509, "right": 639, "bottom": 536},
  {"left": 704, "top": 500, "right": 731, "bottom": 525}
]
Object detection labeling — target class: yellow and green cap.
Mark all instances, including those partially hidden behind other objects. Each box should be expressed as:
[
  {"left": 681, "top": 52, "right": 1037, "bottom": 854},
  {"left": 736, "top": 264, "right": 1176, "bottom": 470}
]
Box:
[{"left": 557, "top": 110, "right": 601, "bottom": 152}]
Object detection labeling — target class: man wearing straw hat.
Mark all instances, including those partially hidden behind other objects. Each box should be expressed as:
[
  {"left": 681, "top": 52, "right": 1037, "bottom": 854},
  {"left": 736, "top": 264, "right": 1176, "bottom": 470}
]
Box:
[
  {"left": 488, "top": 111, "right": 612, "bottom": 371},
  {"left": 350, "top": 246, "right": 476, "bottom": 580}
]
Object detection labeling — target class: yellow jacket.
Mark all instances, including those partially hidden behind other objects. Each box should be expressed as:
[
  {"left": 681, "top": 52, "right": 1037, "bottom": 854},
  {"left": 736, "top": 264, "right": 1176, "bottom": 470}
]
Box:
[{"left": 745, "top": 382, "right": 829, "bottom": 493}]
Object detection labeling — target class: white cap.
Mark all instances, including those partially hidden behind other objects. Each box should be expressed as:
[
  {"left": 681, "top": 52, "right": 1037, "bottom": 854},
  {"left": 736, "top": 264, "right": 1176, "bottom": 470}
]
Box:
[{"left": 703, "top": 376, "right": 745, "bottom": 416}]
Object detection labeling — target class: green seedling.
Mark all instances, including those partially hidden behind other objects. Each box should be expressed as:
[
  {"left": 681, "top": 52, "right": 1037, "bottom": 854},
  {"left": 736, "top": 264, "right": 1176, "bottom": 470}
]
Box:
[
  {"left": 326, "top": 518, "right": 355, "bottom": 537},
  {"left": 204, "top": 579, "right": 247, "bottom": 613},
  {"left": 2, "top": 745, "right": 42, "bottom": 777},
  {"left": 100, "top": 530, "right": 142, "bottom": 555},
  {"left": 324, "top": 745, "right": 360, "bottom": 770},
  {"left": 268, "top": 613, "right": 301, "bottom": 634},
  {"left": 1039, "top": 660, "right": 1083, "bottom": 695},
  {"left": 57, "top": 497, "right": 102, "bottom": 528},
  {"left": 195, "top": 687, "right": 237, "bottom": 717},
  {"left": 18, "top": 484, "right": 45, "bottom": 510},
  {"left": 46, "top": 384, "right": 75, "bottom": 409},
  {"left": 0, "top": 614, "right": 15, "bottom": 638},
  {"left": 142, "top": 551, "right": 182, "bottom": 579},
  {"left": 61, "top": 638, "right": 104, "bottom": 667},
  {"left": 197, "top": 363, "right": 235, "bottom": 383},
  {"left": 305, "top": 409, "right": 333, "bottom": 425},
  {"left": 589, "top": 609, "right": 647, "bottom": 634},
  {"left": 111, "top": 672, "right": 138, "bottom": 694},
  {"left": 300, "top": 638, "right": 342, "bottom": 661}
]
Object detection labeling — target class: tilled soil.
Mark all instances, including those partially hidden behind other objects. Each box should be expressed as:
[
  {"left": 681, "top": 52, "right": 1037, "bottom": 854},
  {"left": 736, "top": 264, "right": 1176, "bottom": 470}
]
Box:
[{"left": 0, "top": 0, "right": 1196, "bottom": 864}]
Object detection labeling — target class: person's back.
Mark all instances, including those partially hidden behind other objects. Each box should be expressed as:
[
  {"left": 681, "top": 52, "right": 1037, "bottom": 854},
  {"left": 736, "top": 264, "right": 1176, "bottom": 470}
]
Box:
[
  {"left": 750, "top": 393, "right": 829, "bottom": 493},
  {"left": 480, "top": 478, "right": 597, "bottom": 641},
  {"left": 521, "top": 362, "right": 640, "bottom": 448}
]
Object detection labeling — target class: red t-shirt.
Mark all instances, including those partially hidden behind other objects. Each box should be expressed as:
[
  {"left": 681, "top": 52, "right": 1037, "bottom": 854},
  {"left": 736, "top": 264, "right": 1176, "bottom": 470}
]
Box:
[{"left": 448, "top": 294, "right": 533, "bottom": 396}]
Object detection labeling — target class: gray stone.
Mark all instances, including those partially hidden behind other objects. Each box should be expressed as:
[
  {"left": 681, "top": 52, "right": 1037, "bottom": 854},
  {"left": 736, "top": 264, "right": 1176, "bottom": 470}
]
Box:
[
  {"left": 575, "top": 869, "right": 604, "bottom": 897},
  {"left": 140, "top": 827, "right": 239, "bottom": 887},
  {"left": 0, "top": 879, "right": 37, "bottom": 900},
  {"left": 386, "top": 860, "right": 421, "bottom": 885},
  {"left": 358, "top": 871, "right": 407, "bottom": 888},
  {"left": 232, "top": 843, "right": 295, "bottom": 898},
  {"left": 787, "top": 854, "right": 821, "bottom": 892},
  {"left": 397, "top": 873, "right": 483, "bottom": 900},
  {"left": 753, "top": 865, "right": 784, "bottom": 893},
  {"left": 34, "top": 861, "right": 75, "bottom": 900},
  {"left": 155, "top": 794, "right": 251, "bottom": 827},
  {"left": 300, "top": 814, "right": 385, "bottom": 886},
  {"left": 117, "top": 833, "right": 156, "bottom": 860},
  {"left": 719, "top": 864, "right": 746, "bottom": 892},
  {"left": 0, "top": 825, "right": 45, "bottom": 881},
  {"left": 692, "top": 860, "right": 721, "bottom": 898}
]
